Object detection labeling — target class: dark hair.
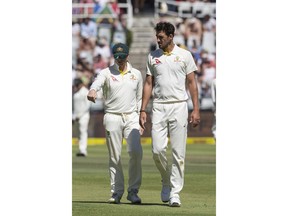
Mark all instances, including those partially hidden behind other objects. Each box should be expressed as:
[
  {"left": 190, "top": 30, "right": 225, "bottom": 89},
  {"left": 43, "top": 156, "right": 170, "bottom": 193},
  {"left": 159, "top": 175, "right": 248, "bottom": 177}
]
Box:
[{"left": 154, "top": 22, "right": 175, "bottom": 36}]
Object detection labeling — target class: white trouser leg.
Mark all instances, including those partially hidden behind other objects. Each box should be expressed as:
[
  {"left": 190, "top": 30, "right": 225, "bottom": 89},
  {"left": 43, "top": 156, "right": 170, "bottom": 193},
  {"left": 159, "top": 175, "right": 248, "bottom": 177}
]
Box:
[
  {"left": 151, "top": 103, "right": 170, "bottom": 186},
  {"left": 168, "top": 103, "right": 188, "bottom": 199},
  {"left": 78, "top": 113, "right": 90, "bottom": 155},
  {"left": 124, "top": 112, "right": 142, "bottom": 193},
  {"left": 152, "top": 102, "right": 188, "bottom": 199},
  {"left": 104, "top": 113, "right": 124, "bottom": 197}
]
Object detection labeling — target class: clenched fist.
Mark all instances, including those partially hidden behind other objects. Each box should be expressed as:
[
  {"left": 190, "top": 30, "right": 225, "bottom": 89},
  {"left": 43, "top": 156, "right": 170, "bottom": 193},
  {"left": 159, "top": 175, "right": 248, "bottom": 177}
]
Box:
[{"left": 87, "top": 89, "right": 97, "bottom": 103}]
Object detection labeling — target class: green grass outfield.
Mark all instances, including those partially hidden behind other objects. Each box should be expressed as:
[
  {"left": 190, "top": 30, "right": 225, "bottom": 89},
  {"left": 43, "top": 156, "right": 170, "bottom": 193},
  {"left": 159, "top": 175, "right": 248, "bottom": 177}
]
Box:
[{"left": 72, "top": 143, "right": 216, "bottom": 216}]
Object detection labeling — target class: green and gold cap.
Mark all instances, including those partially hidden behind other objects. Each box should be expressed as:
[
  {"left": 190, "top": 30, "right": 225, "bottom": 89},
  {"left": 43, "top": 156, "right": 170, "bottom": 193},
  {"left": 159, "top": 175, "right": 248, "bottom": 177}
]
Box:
[{"left": 112, "top": 43, "right": 129, "bottom": 59}]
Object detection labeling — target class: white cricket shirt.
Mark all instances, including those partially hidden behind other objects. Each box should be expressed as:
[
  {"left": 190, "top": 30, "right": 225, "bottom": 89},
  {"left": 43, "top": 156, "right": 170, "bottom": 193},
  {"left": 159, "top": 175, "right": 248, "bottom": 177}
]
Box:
[
  {"left": 147, "top": 44, "right": 197, "bottom": 103},
  {"left": 90, "top": 62, "right": 143, "bottom": 113}
]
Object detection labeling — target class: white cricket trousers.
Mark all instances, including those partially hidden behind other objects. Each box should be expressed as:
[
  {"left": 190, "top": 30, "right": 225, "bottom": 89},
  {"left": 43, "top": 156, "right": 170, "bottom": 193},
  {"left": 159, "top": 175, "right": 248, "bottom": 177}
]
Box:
[
  {"left": 151, "top": 101, "right": 188, "bottom": 199},
  {"left": 78, "top": 112, "right": 90, "bottom": 155},
  {"left": 103, "top": 112, "right": 142, "bottom": 198}
]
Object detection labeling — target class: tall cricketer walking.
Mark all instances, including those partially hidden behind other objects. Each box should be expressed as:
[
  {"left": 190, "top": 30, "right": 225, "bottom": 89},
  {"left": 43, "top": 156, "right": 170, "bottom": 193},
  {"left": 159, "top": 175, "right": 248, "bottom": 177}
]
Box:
[{"left": 139, "top": 22, "right": 200, "bottom": 207}]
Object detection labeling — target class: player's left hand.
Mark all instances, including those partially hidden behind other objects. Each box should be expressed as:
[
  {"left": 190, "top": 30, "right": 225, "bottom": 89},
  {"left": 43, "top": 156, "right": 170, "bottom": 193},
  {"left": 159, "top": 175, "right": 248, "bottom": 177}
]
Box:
[
  {"left": 189, "top": 110, "right": 200, "bottom": 127},
  {"left": 139, "top": 112, "right": 147, "bottom": 130}
]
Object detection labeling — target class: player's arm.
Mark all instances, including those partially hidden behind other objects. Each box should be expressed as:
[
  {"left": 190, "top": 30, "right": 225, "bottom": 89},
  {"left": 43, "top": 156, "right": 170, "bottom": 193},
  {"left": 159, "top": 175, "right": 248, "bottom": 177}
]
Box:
[
  {"left": 187, "top": 72, "right": 200, "bottom": 127},
  {"left": 139, "top": 75, "right": 153, "bottom": 129},
  {"left": 136, "top": 72, "right": 143, "bottom": 113},
  {"left": 87, "top": 70, "right": 106, "bottom": 103}
]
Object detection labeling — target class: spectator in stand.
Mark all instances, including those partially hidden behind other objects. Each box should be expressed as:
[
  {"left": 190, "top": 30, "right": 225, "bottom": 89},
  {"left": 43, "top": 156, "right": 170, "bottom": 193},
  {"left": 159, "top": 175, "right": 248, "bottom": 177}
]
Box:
[
  {"left": 202, "top": 14, "right": 216, "bottom": 53},
  {"left": 134, "top": 0, "right": 146, "bottom": 14},
  {"left": 198, "top": 57, "right": 215, "bottom": 98},
  {"left": 82, "top": 67, "right": 95, "bottom": 87},
  {"left": 173, "top": 18, "right": 185, "bottom": 46},
  {"left": 73, "top": 19, "right": 81, "bottom": 68},
  {"left": 74, "top": 62, "right": 84, "bottom": 80},
  {"left": 202, "top": 14, "right": 216, "bottom": 32},
  {"left": 93, "top": 37, "right": 111, "bottom": 64},
  {"left": 190, "top": 41, "right": 201, "bottom": 64},
  {"left": 111, "top": 18, "right": 126, "bottom": 46},
  {"left": 119, "top": 15, "right": 133, "bottom": 48},
  {"left": 186, "top": 17, "right": 203, "bottom": 50},
  {"left": 202, "top": 59, "right": 216, "bottom": 85},
  {"left": 80, "top": 17, "right": 98, "bottom": 47},
  {"left": 74, "top": 63, "right": 90, "bottom": 88},
  {"left": 93, "top": 54, "right": 108, "bottom": 75},
  {"left": 72, "top": 19, "right": 81, "bottom": 37},
  {"left": 77, "top": 36, "right": 94, "bottom": 67},
  {"left": 175, "top": 17, "right": 186, "bottom": 36},
  {"left": 158, "top": 1, "right": 168, "bottom": 17},
  {"left": 110, "top": 0, "right": 120, "bottom": 16}
]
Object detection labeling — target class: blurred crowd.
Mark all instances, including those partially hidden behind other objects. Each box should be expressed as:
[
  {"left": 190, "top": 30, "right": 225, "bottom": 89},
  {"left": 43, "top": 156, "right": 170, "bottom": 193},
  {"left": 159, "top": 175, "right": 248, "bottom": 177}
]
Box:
[
  {"left": 72, "top": 0, "right": 132, "bottom": 89},
  {"left": 72, "top": 0, "right": 216, "bottom": 106},
  {"left": 151, "top": 0, "right": 216, "bottom": 101}
]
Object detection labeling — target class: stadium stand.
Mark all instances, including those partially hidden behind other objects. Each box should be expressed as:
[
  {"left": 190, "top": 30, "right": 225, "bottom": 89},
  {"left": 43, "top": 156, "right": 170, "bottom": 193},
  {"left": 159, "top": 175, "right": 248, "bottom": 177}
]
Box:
[{"left": 72, "top": 0, "right": 216, "bottom": 137}]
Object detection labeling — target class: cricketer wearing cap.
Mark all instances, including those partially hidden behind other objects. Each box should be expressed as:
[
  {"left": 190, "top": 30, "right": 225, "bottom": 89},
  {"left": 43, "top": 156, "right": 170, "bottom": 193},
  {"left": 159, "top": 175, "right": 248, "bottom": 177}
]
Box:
[
  {"left": 139, "top": 22, "right": 200, "bottom": 207},
  {"left": 87, "top": 43, "right": 143, "bottom": 204}
]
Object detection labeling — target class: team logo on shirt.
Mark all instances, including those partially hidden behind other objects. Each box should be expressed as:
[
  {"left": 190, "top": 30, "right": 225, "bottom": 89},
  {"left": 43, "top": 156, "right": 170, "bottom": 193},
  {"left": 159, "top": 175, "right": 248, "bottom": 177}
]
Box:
[
  {"left": 111, "top": 75, "right": 118, "bottom": 81},
  {"left": 152, "top": 58, "right": 162, "bottom": 67},
  {"left": 130, "top": 75, "right": 137, "bottom": 80},
  {"left": 174, "top": 56, "right": 182, "bottom": 62},
  {"left": 155, "top": 59, "right": 161, "bottom": 64}
]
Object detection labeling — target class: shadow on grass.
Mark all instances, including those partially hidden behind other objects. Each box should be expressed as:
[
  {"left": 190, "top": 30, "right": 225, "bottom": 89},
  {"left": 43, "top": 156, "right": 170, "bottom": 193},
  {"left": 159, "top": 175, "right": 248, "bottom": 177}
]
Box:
[{"left": 72, "top": 200, "right": 168, "bottom": 206}]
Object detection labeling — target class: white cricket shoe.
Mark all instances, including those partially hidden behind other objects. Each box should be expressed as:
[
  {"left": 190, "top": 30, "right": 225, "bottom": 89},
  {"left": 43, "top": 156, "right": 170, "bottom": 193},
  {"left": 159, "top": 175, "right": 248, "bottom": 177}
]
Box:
[
  {"left": 161, "top": 185, "right": 171, "bottom": 203},
  {"left": 127, "top": 191, "right": 141, "bottom": 204},
  {"left": 169, "top": 197, "right": 181, "bottom": 207}
]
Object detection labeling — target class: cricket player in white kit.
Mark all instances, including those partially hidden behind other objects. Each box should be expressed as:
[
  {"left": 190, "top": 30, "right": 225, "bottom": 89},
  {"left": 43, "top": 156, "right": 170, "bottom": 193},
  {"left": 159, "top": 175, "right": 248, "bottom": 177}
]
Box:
[
  {"left": 140, "top": 22, "right": 200, "bottom": 207},
  {"left": 87, "top": 43, "right": 143, "bottom": 204},
  {"left": 72, "top": 78, "right": 91, "bottom": 157}
]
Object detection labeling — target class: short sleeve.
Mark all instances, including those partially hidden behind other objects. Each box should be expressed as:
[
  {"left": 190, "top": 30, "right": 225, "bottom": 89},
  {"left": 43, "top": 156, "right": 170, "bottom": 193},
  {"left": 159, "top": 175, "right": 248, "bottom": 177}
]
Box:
[{"left": 185, "top": 52, "right": 198, "bottom": 75}]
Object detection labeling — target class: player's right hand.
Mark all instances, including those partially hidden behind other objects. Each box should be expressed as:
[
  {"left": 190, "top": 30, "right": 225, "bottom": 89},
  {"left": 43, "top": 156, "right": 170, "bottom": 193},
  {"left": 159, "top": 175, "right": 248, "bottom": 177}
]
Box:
[
  {"left": 139, "top": 112, "right": 147, "bottom": 130},
  {"left": 87, "top": 89, "right": 97, "bottom": 103}
]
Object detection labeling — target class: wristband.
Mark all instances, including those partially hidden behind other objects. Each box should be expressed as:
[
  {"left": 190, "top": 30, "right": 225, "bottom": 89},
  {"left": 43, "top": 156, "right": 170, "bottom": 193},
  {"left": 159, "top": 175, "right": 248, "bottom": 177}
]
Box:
[{"left": 140, "top": 110, "right": 146, "bottom": 113}]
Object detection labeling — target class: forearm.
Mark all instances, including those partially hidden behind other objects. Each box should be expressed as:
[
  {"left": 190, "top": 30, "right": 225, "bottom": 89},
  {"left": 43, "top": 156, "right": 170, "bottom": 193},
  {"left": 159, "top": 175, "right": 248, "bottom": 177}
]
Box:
[
  {"left": 90, "top": 71, "right": 106, "bottom": 91},
  {"left": 187, "top": 76, "right": 200, "bottom": 111},
  {"left": 140, "top": 78, "right": 153, "bottom": 111},
  {"left": 136, "top": 79, "right": 143, "bottom": 113},
  {"left": 190, "top": 89, "right": 200, "bottom": 111}
]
